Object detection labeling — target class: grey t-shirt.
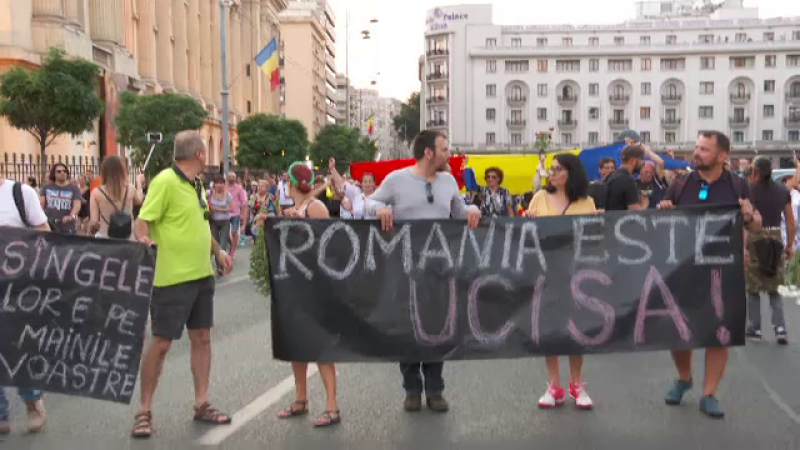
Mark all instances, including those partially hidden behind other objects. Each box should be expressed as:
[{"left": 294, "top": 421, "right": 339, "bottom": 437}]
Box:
[
  {"left": 40, "top": 182, "right": 81, "bottom": 233},
  {"left": 365, "top": 168, "right": 477, "bottom": 220}
]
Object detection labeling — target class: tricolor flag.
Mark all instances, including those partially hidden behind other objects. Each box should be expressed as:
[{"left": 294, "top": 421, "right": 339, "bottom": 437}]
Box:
[
  {"left": 366, "top": 115, "right": 374, "bottom": 135},
  {"left": 254, "top": 37, "right": 280, "bottom": 91}
]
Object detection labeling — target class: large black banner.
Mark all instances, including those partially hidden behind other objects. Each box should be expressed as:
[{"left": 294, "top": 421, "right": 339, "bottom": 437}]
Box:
[
  {"left": 0, "top": 227, "right": 155, "bottom": 404},
  {"left": 265, "top": 206, "right": 746, "bottom": 362}
]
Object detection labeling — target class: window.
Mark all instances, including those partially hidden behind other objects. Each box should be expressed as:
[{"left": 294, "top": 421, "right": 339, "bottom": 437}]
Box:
[
  {"left": 699, "top": 106, "right": 714, "bottom": 118},
  {"left": 486, "top": 108, "right": 496, "bottom": 121},
  {"left": 614, "top": 36, "right": 624, "bottom": 45},
  {"left": 660, "top": 58, "right": 685, "bottom": 70},
  {"left": 665, "top": 108, "right": 677, "bottom": 121},
  {"left": 556, "top": 60, "right": 580, "bottom": 72},
  {"left": 735, "top": 33, "right": 747, "bottom": 42},
  {"left": 589, "top": 132, "right": 599, "bottom": 144},
  {"left": 730, "top": 56, "right": 755, "bottom": 68},
  {"left": 536, "top": 38, "right": 547, "bottom": 47},
  {"left": 486, "top": 38, "right": 497, "bottom": 47},
  {"left": 246, "top": 100, "right": 252, "bottom": 113},
  {"left": 486, "top": 84, "right": 496, "bottom": 97},
  {"left": 764, "top": 105, "right": 774, "bottom": 117},
  {"left": 561, "top": 85, "right": 575, "bottom": 100},
  {"left": 511, "top": 134, "right": 522, "bottom": 145},
  {"left": 589, "top": 107, "right": 599, "bottom": 119},
  {"left": 700, "top": 82, "right": 714, "bottom": 94},
  {"left": 762, "top": 130, "right": 774, "bottom": 141},
  {"left": 640, "top": 36, "right": 650, "bottom": 45},
  {"left": 511, "top": 38, "right": 522, "bottom": 47},
  {"left": 510, "top": 110, "right": 523, "bottom": 122},
  {"left": 699, "top": 34, "right": 714, "bottom": 43},
  {"left": 764, "top": 32, "right": 774, "bottom": 41},
  {"left": 246, "top": 64, "right": 251, "bottom": 77},
  {"left": 794, "top": 31, "right": 800, "bottom": 41},
  {"left": 733, "top": 107, "right": 745, "bottom": 121},
  {"left": 641, "top": 82, "right": 651, "bottom": 95},
  {"left": 589, "top": 37, "right": 599, "bottom": 46},
  {"left": 562, "top": 37, "right": 573, "bottom": 46},
  {"left": 700, "top": 57, "right": 715, "bottom": 69},
  {"left": 537, "top": 60, "right": 548, "bottom": 72},
  {"left": 790, "top": 131, "right": 800, "bottom": 141},
  {"left": 666, "top": 35, "right": 677, "bottom": 44},
  {"left": 733, "top": 131, "right": 744, "bottom": 143},
  {"left": 510, "top": 85, "right": 524, "bottom": 101},
  {"left": 562, "top": 133, "right": 572, "bottom": 144},
  {"left": 613, "top": 109, "right": 625, "bottom": 122},
  {"left": 537, "top": 108, "right": 547, "bottom": 120},
  {"left": 788, "top": 55, "right": 800, "bottom": 67},
  {"left": 665, "top": 132, "right": 676, "bottom": 143},
  {"left": 505, "top": 60, "right": 529, "bottom": 72},
  {"left": 640, "top": 107, "right": 650, "bottom": 119},
  {"left": 641, "top": 58, "right": 652, "bottom": 71},
  {"left": 589, "top": 83, "right": 599, "bottom": 96},
  {"left": 589, "top": 59, "right": 599, "bottom": 71},
  {"left": 608, "top": 59, "right": 632, "bottom": 71},
  {"left": 537, "top": 84, "right": 548, "bottom": 97},
  {"left": 664, "top": 83, "right": 678, "bottom": 98},
  {"left": 765, "top": 55, "right": 776, "bottom": 67},
  {"left": 486, "top": 60, "right": 496, "bottom": 73},
  {"left": 486, "top": 132, "right": 495, "bottom": 144},
  {"left": 641, "top": 131, "right": 651, "bottom": 143},
  {"left": 612, "top": 85, "right": 626, "bottom": 99},
  {"left": 764, "top": 80, "right": 775, "bottom": 92}
]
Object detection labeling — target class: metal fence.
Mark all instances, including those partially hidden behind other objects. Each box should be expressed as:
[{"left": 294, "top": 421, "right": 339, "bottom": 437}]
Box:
[{"left": 1, "top": 152, "right": 100, "bottom": 183}]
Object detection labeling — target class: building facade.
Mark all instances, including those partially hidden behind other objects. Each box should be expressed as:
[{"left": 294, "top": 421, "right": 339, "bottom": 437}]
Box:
[
  {"left": 421, "top": 2, "right": 800, "bottom": 156},
  {"left": 0, "top": 0, "right": 286, "bottom": 172},
  {"left": 335, "top": 73, "right": 358, "bottom": 127},
  {"left": 279, "top": 0, "right": 337, "bottom": 139}
]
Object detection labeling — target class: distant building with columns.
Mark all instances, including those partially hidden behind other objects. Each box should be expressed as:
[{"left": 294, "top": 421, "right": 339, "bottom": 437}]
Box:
[{"left": 0, "top": 0, "right": 287, "bottom": 171}]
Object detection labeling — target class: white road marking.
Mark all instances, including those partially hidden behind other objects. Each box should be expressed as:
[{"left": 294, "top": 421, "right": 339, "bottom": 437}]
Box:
[
  {"left": 735, "top": 348, "right": 800, "bottom": 425},
  {"left": 216, "top": 275, "right": 249, "bottom": 288},
  {"left": 195, "top": 365, "right": 320, "bottom": 446}
]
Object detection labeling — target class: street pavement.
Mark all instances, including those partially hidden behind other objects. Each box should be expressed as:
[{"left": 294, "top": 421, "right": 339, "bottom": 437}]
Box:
[{"left": 2, "top": 245, "right": 800, "bottom": 449}]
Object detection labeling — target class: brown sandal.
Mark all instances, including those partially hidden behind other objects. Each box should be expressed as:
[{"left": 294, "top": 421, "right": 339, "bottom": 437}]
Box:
[
  {"left": 131, "top": 411, "right": 152, "bottom": 439},
  {"left": 193, "top": 402, "right": 232, "bottom": 425},
  {"left": 278, "top": 400, "right": 309, "bottom": 419},
  {"left": 313, "top": 409, "right": 341, "bottom": 427}
]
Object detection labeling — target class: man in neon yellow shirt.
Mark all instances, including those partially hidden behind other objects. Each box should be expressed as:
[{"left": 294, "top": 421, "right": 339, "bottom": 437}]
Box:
[{"left": 131, "top": 130, "right": 233, "bottom": 439}]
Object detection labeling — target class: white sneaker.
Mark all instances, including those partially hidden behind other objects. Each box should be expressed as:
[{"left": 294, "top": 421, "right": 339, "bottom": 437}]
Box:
[
  {"left": 26, "top": 399, "right": 46, "bottom": 433},
  {"left": 537, "top": 383, "right": 566, "bottom": 408},
  {"left": 569, "top": 379, "right": 594, "bottom": 410}
]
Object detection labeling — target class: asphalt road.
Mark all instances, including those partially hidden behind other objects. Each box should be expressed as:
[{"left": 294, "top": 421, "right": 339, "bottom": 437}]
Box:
[{"left": 2, "top": 246, "right": 800, "bottom": 449}]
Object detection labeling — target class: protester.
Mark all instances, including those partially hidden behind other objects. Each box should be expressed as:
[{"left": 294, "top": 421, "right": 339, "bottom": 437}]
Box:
[
  {"left": 0, "top": 174, "right": 50, "bottom": 434},
  {"left": 89, "top": 155, "right": 144, "bottom": 240},
  {"left": 276, "top": 162, "right": 341, "bottom": 428},
  {"left": 524, "top": 153, "right": 596, "bottom": 410},
  {"left": 658, "top": 130, "right": 761, "bottom": 418},
  {"left": 225, "top": 171, "right": 248, "bottom": 258},
  {"left": 745, "top": 156, "right": 792, "bottom": 344},
  {"left": 76, "top": 174, "right": 90, "bottom": 234},
  {"left": 246, "top": 179, "right": 276, "bottom": 237},
  {"left": 636, "top": 160, "right": 668, "bottom": 209},
  {"left": 209, "top": 174, "right": 234, "bottom": 256},
  {"left": 131, "top": 130, "right": 233, "bottom": 439},
  {"left": 587, "top": 157, "right": 615, "bottom": 210},
  {"left": 277, "top": 171, "right": 294, "bottom": 214},
  {"left": 328, "top": 158, "right": 378, "bottom": 219},
  {"left": 474, "top": 167, "right": 514, "bottom": 217},
  {"left": 365, "top": 129, "right": 481, "bottom": 413},
  {"left": 40, "top": 162, "right": 82, "bottom": 234}
]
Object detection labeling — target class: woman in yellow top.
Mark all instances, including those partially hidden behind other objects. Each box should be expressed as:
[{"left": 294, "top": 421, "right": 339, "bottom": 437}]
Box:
[{"left": 524, "top": 152, "right": 596, "bottom": 410}]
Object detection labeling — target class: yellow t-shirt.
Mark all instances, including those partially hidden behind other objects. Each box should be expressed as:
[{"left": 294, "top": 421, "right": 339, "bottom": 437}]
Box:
[{"left": 527, "top": 190, "right": 596, "bottom": 217}]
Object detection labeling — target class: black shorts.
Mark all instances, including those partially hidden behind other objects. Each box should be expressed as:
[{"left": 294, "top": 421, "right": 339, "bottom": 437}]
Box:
[{"left": 150, "top": 276, "right": 215, "bottom": 340}]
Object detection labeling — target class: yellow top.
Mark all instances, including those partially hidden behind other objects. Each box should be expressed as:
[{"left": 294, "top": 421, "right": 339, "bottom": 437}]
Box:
[{"left": 527, "top": 190, "right": 596, "bottom": 217}]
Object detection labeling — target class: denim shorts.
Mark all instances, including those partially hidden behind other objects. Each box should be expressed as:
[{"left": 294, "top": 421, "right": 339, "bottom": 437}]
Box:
[{"left": 230, "top": 216, "right": 241, "bottom": 231}]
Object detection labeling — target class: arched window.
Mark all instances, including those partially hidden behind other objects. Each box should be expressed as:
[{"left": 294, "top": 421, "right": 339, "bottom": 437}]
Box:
[
  {"left": 563, "top": 85, "right": 573, "bottom": 98},
  {"left": 791, "top": 81, "right": 800, "bottom": 96},
  {"left": 736, "top": 82, "right": 746, "bottom": 96},
  {"left": 512, "top": 85, "right": 523, "bottom": 100},
  {"left": 667, "top": 84, "right": 677, "bottom": 96},
  {"left": 613, "top": 85, "right": 625, "bottom": 97}
]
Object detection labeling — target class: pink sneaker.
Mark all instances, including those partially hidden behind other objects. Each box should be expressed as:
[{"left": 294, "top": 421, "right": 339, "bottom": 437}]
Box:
[
  {"left": 569, "top": 379, "right": 594, "bottom": 410},
  {"left": 538, "top": 383, "right": 566, "bottom": 408}
]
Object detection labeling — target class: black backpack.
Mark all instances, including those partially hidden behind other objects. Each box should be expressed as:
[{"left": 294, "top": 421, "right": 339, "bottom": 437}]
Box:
[{"left": 98, "top": 186, "right": 132, "bottom": 238}]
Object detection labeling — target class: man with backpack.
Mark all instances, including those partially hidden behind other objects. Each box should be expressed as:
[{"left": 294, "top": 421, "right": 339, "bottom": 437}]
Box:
[
  {"left": 658, "top": 130, "right": 761, "bottom": 419},
  {"left": 0, "top": 175, "right": 50, "bottom": 434}
]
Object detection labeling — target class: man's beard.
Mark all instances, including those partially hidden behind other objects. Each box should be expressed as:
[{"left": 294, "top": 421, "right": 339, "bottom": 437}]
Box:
[
  {"left": 694, "top": 160, "right": 714, "bottom": 171},
  {"left": 437, "top": 162, "right": 450, "bottom": 172}
]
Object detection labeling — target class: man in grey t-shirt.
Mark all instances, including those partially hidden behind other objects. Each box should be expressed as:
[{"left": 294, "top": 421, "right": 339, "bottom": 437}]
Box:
[
  {"left": 366, "top": 130, "right": 480, "bottom": 413},
  {"left": 39, "top": 163, "right": 82, "bottom": 234}
]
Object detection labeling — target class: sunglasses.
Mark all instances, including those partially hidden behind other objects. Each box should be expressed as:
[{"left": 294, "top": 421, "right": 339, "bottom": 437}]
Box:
[
  {"left": 699, "top": 182, "right": 709, "bottom": 201},
  {"left": 425, "top": 182, "right": 434, "bottom": 204}
]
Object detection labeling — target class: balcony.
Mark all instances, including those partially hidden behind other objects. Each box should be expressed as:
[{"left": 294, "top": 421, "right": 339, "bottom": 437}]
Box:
[
  {"left": 506, "top": 119, "right": 527, "bottom": 130},
  {"left": 786, "top": 115, "right": 800, "bottom": 128},
  {"left": 608, "top": 118, "right": 629, "bottom": 129},
  {"left": 787, "top": 92, "right": 800, "bottom": 104},
  {"left": 326, "top": 104, "right": 338, "bottom": 120},
  {"left": 558, "top": 94, "right": 578, "bottom": 106},
  {"left": 326, "top": 54, "right": 336, "bottom": 72},
  {"left": 661, "top": 118, "right": 681, "bottom": 128},
  {"left": 609, "top": 94, "right": 630, "bottom": 105},
  {"left": 426, "top": 95, "right": 448, "bottom": 106},
  {"left": 557, "top": 119, "right": 577, "bottom": 129},
  {"left": 426, "top": 72, "right": 448, "bottom": 83},
  {"left": 427, "top": 49, "right": 449, "bottom": 59},
  {"left": 729, "top": 116, "right": 751, "bottom": 127},
  {"left": 507, "top": 95, "right": 527, "bottom": 106},
  {"left": 661, "top": 94, "right": 682, "bottom": 105},
  {"left": 326, "top": 72, "right": 336, "bottom": 89},
  {"left": 427, "top": 119, "right": 447, "bottom": 129},
  {"left": 729, "top": 93, "right": 751, "bottom": 104}
]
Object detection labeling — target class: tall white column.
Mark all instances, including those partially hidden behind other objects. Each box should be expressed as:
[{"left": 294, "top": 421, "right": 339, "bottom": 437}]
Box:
[
  {"left": 188, "top": 0, "right": 201, "bottom": 97},
  {"left": 231, "top": 9, "right": 242, "bottom": 114},
  {"left": 172, "top": 0, "right": 189, "bottom": 93},
  {"left": 155, "top": 0, "right": 174, "bottom": 89},
  {"left": 89, "top": 0, "right": 123, "bottom": 44},
  {"left": 136, "top": 0, "right": 156, "bottom": 81},
  {"left": 212, "top": 0, "right": 222, "bottom": 106},
  {"left": 200, "top": 0, "right": 214, "bottom": 103}
]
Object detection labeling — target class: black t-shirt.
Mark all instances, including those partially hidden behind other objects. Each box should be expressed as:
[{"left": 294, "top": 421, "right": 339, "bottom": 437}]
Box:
[
  {"left": 749, "top": 181, "right": 790, "bottom": 227},
  {"left": 587, "top": 181, "right": 607, "bottom": 209},
  {"left": 604, "top": 168, "right": 639, "bottom": 211},
  {"left": 664, "top": 170, "right": 750, "bottom": 206}
]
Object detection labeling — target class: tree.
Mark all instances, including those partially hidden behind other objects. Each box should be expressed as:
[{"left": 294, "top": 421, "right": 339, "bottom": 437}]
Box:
[
  {"left": 0, "top": 47, "right": 104, "bottom": 182},
  {"left": 309, "top": 124, "right": 375, "bottom": 173},
  {"left": 115, "top": 92, "right": 207, "bottom": 178},
  {"left": 235, "top": 114, "right": 308, "bottom": 173},
  {"left": 533, "top": 129, "right": 554, "bottom": 153},
  {"left": 392, "top": 92, "right": 420, "bottom": 144}
]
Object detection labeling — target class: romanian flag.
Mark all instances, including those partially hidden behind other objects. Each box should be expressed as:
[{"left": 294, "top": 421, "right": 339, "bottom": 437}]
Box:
[
  {"left": 366, "top": 115, "right": 374, "bottom": 135},
  {"left": 254, "top": 37, "right": 280, "bottom": 91}
]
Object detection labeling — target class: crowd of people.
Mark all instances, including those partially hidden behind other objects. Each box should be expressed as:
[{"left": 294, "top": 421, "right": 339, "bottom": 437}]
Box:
[{"left": 0, "top": 126, "right": 796, "bottom": 438}]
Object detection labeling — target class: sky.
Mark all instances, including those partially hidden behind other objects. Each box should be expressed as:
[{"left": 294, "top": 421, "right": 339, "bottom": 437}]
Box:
[{"left": 329, "top": 0, "right": 800, "bottom": 102}]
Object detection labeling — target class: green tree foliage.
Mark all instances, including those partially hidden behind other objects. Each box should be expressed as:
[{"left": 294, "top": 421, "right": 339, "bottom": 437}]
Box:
[
  {"left": 0, "top": 47, "right": 104, "bottom": 181},
  {"left": 235, "top": 114, "right": 309, "bottom": 173},
  {"left": 392, "top": 91, "right": 420, "bottom": 144},
  {"left": 115, "top": 92, "right": 207, "bottom": 178},
  {"left": 309, "top": 124, "right": 375, "bottom": 173},
  {"left": 249, "top": 225, "right": 271, "bottom": 297}
]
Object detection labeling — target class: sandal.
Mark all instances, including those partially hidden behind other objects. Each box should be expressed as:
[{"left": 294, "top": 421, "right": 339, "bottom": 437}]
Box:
[
  {"left": 131, "top": 411, "right": 152, "bottom": 439},
  {"left": 278, "top": 400, "right": 309, "bottom": 419},
  {"left": 313, "top": 409, "right": 341, "bottom": 427},
  {"left": 193, "top": 402, "right": 232, "bottom": 425}
]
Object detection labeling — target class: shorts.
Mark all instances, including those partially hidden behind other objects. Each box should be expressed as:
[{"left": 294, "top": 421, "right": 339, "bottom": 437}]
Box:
[
  {"left": 230, "top": 216, "right": 241, "bottom": 231},
  {"left": 150, "top": 276, "right": 215, "bottom": 340}
]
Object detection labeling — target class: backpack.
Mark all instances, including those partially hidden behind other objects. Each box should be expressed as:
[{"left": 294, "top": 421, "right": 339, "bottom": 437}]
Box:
[
  {"left": 98, "top": 186, "right": 132, "bottom": 238},
  {"left": 670, "top": 170, "right": 747, "bottom": 205},
  {"left": 11, "top": 181, "right": 30, "bottom": 227}
]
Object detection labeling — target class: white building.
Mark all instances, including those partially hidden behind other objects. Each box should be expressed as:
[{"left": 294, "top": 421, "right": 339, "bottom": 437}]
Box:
[{"left": 420, "top": 1, "right": 800, "bottom": 156}]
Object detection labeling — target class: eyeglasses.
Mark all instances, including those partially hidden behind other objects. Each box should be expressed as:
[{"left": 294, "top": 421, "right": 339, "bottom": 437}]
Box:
[
  {"left": 699, "top": 182, "right": 709, "bottom": 201},
  {"left": 425, "top": 182, "right": 434, "bottom": 204},
  {"left": 549, "top": 166, "right": 566, "bottom": 174}
]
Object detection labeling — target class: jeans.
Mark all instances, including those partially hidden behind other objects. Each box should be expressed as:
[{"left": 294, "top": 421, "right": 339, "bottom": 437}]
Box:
[
  {"left": 210, "top": 219, "right": 231, "bottom": 252},
  {"left": 400, "top": 362, "right": 444, "bottom": 395},
  {"left": 0, "top": 388, "right": 43, "bottom": 420},
  {"left": 748, "top": 292, "right": 786, "bottom": 330}
]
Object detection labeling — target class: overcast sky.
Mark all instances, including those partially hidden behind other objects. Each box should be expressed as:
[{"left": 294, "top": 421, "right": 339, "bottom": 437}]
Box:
[{"left": 330, "top": 0, "right": 800, "bottom": 102}]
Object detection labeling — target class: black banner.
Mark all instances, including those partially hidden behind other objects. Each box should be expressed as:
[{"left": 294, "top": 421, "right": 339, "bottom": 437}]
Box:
[
  {"left": 0, "top": 227, "right": 155, "bottom": 404},
  {"left": 265, "top": 206, "right": 746, "bottom": 362}
]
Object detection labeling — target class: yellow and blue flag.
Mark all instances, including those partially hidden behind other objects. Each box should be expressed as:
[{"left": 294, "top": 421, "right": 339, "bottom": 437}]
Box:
[{"left": 254, "top": 37, "right": 280, "bottom": 91}]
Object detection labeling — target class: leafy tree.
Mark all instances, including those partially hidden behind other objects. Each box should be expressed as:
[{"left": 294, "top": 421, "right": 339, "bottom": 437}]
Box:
[
  {"left": 392, "top": 92, "right": 420, "bottom": 144},
  {"left": 115, "top": 92, "right": 207, "bottom": 178},
  {"left": 309, "top": 124, "right": 375, "bottom": 173},
  {"left": 236, "top": 114, "right": 308, "bottom": 173},
  {"left": 0, "top": 47, "right": 104, "bottom": 181}
]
